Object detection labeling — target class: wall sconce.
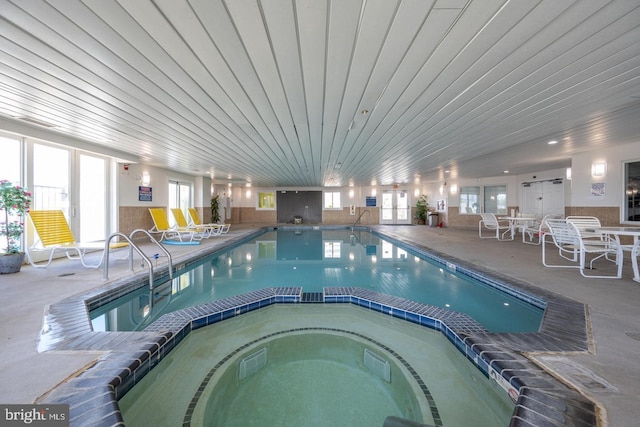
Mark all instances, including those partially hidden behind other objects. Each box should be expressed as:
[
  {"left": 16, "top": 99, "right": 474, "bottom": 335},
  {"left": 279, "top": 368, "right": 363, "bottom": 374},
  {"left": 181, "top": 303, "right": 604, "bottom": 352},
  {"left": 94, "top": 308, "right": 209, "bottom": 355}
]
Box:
[
  {"left": 566, "top": 167, "right": 572, "bottom": 180},
  {"left": 142, "top": 173, "right": 150, "bottom": 186},
  {"left": 414, "top": 189, "right": 420, "bottom": 197},
  {"left": 371, "top": 189, "right": 376, "bottom": 197},
  {"left": 246, "top": 190, "right": 251, "bottom": 198},
  {"left": 591, "top": 161, "right": 606, "bottom": 177},
  {"left": 349, "top": 189, "right": 354, "bottom": 198},
  {"left": 450, "top": 184, "right": 458, "bottom": 194}
]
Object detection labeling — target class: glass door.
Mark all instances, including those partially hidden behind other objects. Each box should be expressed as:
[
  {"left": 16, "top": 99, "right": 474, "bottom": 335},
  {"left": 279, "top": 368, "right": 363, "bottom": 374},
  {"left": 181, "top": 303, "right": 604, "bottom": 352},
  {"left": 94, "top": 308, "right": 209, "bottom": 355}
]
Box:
[{"left": 380, "top": 189, "right": 410, "bottom": 225}]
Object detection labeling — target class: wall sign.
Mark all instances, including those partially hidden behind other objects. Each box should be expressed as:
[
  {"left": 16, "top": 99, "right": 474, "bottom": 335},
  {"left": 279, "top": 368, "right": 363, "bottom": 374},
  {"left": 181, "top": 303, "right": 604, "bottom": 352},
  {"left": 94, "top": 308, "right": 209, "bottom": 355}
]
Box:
[
  {"left": 366, "top": 196, "right": 377, "bottom": 207},
  {"left": 139, "top": 186, "right": 152, "bottom": 202}
]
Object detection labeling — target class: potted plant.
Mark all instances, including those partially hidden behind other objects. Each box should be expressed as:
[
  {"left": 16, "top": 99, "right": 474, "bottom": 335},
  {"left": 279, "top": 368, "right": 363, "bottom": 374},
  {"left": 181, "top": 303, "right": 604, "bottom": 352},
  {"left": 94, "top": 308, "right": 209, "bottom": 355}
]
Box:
[
  {"left": 413, "top": 195, "right": 429, "bottom": 225},
  {"left": 210, "top": 195, "right": 221, "bottom": 223},
  {"left": 0, "top": 180, "right": 32, "bottom": 274}
]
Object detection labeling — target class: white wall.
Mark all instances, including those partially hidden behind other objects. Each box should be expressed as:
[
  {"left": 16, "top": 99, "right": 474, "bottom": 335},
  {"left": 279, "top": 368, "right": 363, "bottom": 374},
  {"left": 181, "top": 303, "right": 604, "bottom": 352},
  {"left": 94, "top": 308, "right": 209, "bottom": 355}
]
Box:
[
  {"left": 569, "top": 141, "right": 640, "bottom": 207},
  {"left": 118, "top": 163, "right": 198, "bottom": 206}
]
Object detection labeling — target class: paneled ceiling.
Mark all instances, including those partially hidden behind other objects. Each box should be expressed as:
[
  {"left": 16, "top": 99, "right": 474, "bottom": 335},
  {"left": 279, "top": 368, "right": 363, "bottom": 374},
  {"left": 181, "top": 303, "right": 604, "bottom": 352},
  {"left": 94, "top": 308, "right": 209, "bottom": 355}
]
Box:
[{"left": 1, "top": 0, "right": 640, "bottom": 187}]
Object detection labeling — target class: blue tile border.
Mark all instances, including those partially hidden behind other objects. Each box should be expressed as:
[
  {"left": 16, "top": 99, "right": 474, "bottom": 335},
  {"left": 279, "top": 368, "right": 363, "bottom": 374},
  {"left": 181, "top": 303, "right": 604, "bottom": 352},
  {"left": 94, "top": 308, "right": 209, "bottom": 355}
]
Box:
[{"left": 36, "top": 226, "right": 596, "bottom": 427}]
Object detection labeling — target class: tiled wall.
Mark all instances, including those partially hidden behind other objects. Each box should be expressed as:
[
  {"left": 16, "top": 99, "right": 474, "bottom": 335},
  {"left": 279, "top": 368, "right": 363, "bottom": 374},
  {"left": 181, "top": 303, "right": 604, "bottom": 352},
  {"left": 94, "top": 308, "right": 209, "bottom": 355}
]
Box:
[
  {"left": 446, "top": 207, "right": 479, "bottom": 228},
  {"left": 564, "top": 206, "right": 620, "bottom": 226},
  {"left": 119, "top": 206, "right": 157, "bottom": 237}
]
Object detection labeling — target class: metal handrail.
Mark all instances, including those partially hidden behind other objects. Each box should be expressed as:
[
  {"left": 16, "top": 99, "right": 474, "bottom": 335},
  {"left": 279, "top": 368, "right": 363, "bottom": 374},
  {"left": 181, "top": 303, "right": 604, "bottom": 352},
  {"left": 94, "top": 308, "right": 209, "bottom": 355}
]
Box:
[
  {"left": 351, "top": 209, "right": 371, "bottom": 230},
  {"left": 102, "top": 229, "right": 173, "bottom": 289}
]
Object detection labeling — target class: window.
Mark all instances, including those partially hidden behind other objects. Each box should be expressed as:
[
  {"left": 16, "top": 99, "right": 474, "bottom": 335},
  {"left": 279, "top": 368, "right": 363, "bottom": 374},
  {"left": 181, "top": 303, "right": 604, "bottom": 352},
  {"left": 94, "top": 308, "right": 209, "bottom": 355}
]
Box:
[
  {"left": 460, "top": 185, "right": 507, "bottom": 214},
  {"left": 460, "top": 187, "right": 480, "bottom": 214},
  {"left": 484, "top": 185, "right": 507, "bottom": 215},
  {"left": 624, "top": 160, "right": 640, "bottom": 222},
  {"left": 168, "top": 181, "right": 191, "bottom": 226},
  {"left": 323, "top": 241, "right": 342, "bottom": 258},
  {"left": 257, "top": 192, "right": 275, "bottom": 209},
  {"left": 324, "top": 191, "right": 341, "bottom": 209}
]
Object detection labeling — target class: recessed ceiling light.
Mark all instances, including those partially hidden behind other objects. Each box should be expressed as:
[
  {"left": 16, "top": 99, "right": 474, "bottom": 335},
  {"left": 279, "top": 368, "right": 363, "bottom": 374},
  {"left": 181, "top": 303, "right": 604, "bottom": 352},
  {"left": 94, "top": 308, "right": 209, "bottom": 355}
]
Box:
[
  {"left": 503, "top": 170, "right": 509, "bottom": 174},
  {"left": 548, "top": 140, "right": 558, "bottom": 145},
  {"left": 444, "top": 170, "right": 450, "bottom": 173}
]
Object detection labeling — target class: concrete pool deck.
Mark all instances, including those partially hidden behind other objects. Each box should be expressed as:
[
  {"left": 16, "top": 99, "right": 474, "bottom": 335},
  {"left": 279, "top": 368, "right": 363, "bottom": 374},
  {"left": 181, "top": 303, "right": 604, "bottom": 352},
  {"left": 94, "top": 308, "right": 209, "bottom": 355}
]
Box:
[{"left": 1, "top": 224, "right": 639, "bottom": 426}]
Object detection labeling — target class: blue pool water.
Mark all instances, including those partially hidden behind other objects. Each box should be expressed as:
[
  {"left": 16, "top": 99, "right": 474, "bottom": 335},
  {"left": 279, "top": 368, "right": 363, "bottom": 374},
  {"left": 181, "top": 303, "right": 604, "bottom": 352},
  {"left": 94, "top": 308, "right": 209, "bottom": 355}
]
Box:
[{"left": 91, "top": 229, "right": 543, "bottom": 333}]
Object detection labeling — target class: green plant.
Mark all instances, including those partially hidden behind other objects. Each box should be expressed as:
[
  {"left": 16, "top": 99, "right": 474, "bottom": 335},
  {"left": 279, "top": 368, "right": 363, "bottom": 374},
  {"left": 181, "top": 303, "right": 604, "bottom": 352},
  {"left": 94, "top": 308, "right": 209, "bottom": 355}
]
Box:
[
  {"left": 210, "top": 195, "right": 221, "bottom": 223},
  {"left": 413, "top": 194, "right": 429, "bottom": 223},
  {"left": 0, "top": 180, "right": 32, "bottom": 254}
]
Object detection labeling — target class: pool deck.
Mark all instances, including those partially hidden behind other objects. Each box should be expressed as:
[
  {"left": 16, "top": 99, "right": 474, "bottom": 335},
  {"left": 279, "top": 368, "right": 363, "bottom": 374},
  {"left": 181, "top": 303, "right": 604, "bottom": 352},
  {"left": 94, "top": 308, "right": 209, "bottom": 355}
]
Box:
[{"left": 1, "top": 224, "right": 639, "bottom": 426}]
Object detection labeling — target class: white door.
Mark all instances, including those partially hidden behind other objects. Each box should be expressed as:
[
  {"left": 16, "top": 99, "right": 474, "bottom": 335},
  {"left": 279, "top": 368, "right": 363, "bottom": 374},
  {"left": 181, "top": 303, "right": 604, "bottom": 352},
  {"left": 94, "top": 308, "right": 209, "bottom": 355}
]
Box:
[
  {"left": 520, "top": 183, "right": 543, "bottom": 218},
  {"left": 380, "top": 190, "right": 411, "bottom": 225},
  {"left": 542, "top": 181, "right": 565, "bottom": 216},
  {"left": 520, "top": 180, "right": 564, "bottom": 217}
]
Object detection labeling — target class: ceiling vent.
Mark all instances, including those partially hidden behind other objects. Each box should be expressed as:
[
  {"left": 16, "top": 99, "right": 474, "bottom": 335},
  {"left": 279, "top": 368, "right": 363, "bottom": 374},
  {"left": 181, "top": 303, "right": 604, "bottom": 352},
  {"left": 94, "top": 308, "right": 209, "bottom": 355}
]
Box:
[{"left": 16, "top": 116, "right": 57, "bottom": 128}]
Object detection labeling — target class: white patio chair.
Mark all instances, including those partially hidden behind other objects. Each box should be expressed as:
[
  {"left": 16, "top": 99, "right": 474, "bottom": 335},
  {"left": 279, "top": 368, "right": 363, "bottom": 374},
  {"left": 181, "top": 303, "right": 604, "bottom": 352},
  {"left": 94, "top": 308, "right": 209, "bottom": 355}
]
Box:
[
  {"left": 542, "top": 218, "right": 622, "bottom": 279},
  {"left": 478, "top": 213, "right": 513, "bottom": 240},
  {"left": 632, "top": 239, "right": 640, "bottom": 283},
  {"left": 565, "top": 216, "right": 602, "bottom": 240},
  {"left": 522, "top": 213, "right": 562, "bottom": 245}
]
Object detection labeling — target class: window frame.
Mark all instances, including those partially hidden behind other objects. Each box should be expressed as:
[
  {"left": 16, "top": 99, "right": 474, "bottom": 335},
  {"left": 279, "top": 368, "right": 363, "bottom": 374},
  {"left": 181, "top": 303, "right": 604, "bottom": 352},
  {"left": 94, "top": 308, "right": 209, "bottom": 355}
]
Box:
[
  {"left": 257, "top": 192, "right": 276, "bottom": 210},
  {"left": 623, "top": 159, "right": 640, "bottom": 223},
  {"left": 459, "top": 184, "right": 507, "bottom": 215},
  {"left": 323, "top": 191, "right": 342, "bottom": 210}
]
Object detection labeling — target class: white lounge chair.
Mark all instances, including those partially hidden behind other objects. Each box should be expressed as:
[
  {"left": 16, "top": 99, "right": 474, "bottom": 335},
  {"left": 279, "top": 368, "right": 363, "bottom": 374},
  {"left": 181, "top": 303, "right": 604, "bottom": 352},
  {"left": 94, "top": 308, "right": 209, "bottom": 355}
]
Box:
[
  {"left": 542, "top": 218, "right": 622, "bottom": 279},
  {"left": 478, "top": 213, "right": 513, "bottom": 240}
]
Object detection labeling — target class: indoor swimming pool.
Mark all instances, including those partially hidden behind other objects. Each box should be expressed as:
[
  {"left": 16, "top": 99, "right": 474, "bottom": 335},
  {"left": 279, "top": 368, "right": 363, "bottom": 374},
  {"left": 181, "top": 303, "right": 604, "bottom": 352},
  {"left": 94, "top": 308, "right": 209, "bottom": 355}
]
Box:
[
  {"left": 118, "top": 305, "right": 514, "bottom": 427},
  {"left": 91, "top": 228, "right": 543, "bottom": 333}
]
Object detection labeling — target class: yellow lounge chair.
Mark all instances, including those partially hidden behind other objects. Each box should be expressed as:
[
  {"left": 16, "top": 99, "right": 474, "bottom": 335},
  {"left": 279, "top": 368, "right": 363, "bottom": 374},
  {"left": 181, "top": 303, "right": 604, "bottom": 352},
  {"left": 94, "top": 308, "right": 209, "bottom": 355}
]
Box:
[
  {"left": 170, "top": 208, "right": 219, "bottom": 238},
  {"left": 188, "top": 207, "right": 230, "bottom": 234},
  {"left": 148, "top": 208, "right": 202, "bottom": 242},
  {"left": 26, "top": 210, "right": 128, "bottom": 268}
]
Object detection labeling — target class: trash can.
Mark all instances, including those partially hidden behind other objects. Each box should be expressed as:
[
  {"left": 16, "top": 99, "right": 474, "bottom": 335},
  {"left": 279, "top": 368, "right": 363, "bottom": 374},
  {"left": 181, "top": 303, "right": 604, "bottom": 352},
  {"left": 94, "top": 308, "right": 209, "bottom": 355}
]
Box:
[
  {"left": 293, "top": 215, "right": 303, "bottom": 224},
  {"left": 428, "top": 212, "right": 439, "bottom": 227}
]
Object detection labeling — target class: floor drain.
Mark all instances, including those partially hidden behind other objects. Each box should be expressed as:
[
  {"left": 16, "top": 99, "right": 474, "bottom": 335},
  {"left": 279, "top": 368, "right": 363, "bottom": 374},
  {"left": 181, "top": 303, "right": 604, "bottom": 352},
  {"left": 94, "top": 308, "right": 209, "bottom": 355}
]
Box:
[
  {"left": 625, "top": 331, "right": 640, "bottom": 341},
  {"left": 57, "top": 273, "right": 76, "bottom": 277}
]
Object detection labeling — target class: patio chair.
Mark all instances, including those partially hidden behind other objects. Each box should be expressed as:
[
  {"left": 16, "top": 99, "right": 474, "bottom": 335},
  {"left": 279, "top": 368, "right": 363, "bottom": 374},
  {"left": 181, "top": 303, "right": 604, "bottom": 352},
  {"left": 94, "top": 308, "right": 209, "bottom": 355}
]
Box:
[
  {"left": 632, "top": 239, "right": 640, "bottom": 283},
  {"left": 170, "top": 208, "right": 220, "bottom": 238},
  {"left": 542, "top": 218, "right": 622, "bottom": 279},
  {"left": 26, "top": 210, "right": 128, "bottom": 268},
  {"left": 188, "top": 207, "right": 230, "bottom": 233},
  {"left": 565, "top": 216, "right": 603, "bottom": 240},
  {"left": 478, "top": 213, "right": 513, "bottom": 240},
  {"left": 148, "top": 208, "right": 203, "bottom": 242},
  {"left": 522, "top": 213, "right": 562, "bottom": 245}
]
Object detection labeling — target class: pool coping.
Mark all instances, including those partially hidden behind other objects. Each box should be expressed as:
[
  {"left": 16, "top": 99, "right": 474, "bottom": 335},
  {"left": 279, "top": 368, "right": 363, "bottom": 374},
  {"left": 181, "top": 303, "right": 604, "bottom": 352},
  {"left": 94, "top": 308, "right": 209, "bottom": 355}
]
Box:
[{"left": 36, "top": 226, "right": 598, "bottom": 427}]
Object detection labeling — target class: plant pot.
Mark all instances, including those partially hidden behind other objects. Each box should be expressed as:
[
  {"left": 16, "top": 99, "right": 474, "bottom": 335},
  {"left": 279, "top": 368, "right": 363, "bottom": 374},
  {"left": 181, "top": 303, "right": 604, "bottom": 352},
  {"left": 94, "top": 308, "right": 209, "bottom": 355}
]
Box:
[{"left": 0, "top": 252, "right": 26, "bottom": 274}]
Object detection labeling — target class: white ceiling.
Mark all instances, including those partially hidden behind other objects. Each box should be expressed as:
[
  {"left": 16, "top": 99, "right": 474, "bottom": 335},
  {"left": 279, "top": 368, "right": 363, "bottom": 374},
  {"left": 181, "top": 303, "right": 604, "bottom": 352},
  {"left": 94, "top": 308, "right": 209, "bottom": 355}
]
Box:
[{"left": 1, "top": 0, "right": 640, "bottom": 187}]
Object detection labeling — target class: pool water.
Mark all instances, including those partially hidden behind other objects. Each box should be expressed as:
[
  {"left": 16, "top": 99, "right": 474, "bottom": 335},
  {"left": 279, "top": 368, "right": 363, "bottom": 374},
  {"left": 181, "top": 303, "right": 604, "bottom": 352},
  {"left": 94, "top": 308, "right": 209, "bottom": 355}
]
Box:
[
  {"left": 199, "top": 333, "right": 426, "bottom": 426},
  {"left": 91, "top": 229, "right": 543, "bottom": 333},
  {"left": 118, "top": 305, "right": 514, "bottom": 426}
]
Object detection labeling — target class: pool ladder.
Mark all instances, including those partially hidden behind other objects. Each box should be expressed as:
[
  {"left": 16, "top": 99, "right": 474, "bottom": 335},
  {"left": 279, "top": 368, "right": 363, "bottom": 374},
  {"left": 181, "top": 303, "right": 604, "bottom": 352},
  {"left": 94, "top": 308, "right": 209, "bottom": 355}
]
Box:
[
  {"left": 351, "top": 209, "right": 371, "bottom": 231},
  {"left": 103, "top": 229, "right": 173, "bottom": 289}
]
